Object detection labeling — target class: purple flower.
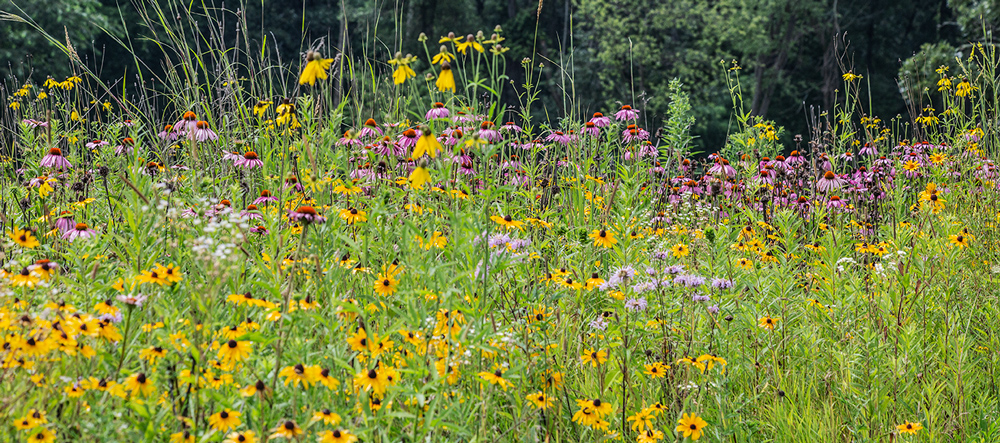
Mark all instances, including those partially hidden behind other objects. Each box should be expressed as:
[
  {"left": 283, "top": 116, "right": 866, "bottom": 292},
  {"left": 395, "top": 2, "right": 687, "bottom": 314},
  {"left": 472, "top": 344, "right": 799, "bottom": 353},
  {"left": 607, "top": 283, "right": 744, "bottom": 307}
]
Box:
[
  {"left": 711, "top": 278, "right": 734, "bottom": 289},
  {"left": 55, "top": 213, "right": 76, "bottom": 232},
  {"left": 624, "top": 297, "right": 648, "bottom": 311},
  {"left": 816, "top": 171, "right": 846, "bottom": 193},
  {"left": 22, "top": 119, "right": 49, "bottom": 128},
  {"left": 116, "top": 293, "right": 149, "bottom": 307},
  {"left": 288, "top": 206, "right": 326, "bottom": 224},
  {"left": 590, "top": 112, "right": 611, "bottom": 127},
  {"left": 545, "top": 131, "right": 571, "bottom": 144},
  {"left": 63, "top": 223, "right": 98, "bottom": 242},
  {"left": 86, "top": 139, "right": 109, "bottom": 150},
  {"left": 589, "top": 316, "right": 609, "bottom": 330},
  {"left": 234, "top": 151, "right": 263, "bottom": 169},
  {"left": 500, "top": 122, "right": 523, "bottom": 133},
  {"left": 674, "top": 274, "right": 705, "bottom": 288},
  {"left": 707, "top": 305, "right": 720, "bottom": 314},
  {"left": 425, "top": 103, "right": 450, "bottom": 120},
  {"left": 192, "top": 121, "right": 218, "bottom": 142},
  {"left": 40, "top": 148, "right": 72, "bottom": 169},
  {"left": 692, "top": 293, "right": 711, "bottom": 302},
  {"left": 615, "top": 105, "right": 639, "bottom": 121},
  {"left": 158, "top": 125, "right": 179, "bottom": 141}
]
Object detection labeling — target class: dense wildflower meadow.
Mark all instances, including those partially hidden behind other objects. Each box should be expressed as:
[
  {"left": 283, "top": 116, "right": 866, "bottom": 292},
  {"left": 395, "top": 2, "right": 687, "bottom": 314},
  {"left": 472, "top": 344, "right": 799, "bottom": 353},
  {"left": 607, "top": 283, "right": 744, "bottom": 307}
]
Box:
[{"left": 4, "top": 12, "right": 1000, "bottom": 443}]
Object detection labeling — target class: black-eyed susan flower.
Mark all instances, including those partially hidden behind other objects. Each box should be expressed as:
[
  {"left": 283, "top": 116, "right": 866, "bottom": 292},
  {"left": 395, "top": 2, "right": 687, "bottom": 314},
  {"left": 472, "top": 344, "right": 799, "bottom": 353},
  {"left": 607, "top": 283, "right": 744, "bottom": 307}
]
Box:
[
  {"left": 897, "top": 421, "right": 923, "bottom": 435},
  {"left": 27, "top": 429, "right": 56, "bottom": 443},
  {"left": 318, "top": 429, "right": 358, "bottom": 443},
  {"left": 140, "top": 346, "right": 167, "bottom": 364},
  {"left": 491, "top": 214, "right": 524, "bottom": 231},
  {"left": 217, "top": 340, "right": 252, "bottom": 364},
  {"left": 169, "top": 430, "right": 195, "bottom": 443},
  {"left": 373, "top": 275, "right": 399, "bottom": 296},
  {"left": 637, "top": 429, "right": 665, "bottom": 443},
  {"left": 8, "top": 227, "right": 40, "bottom": 248},
  {"left": 526, "top": 392, "right": 554, "bottom": 409},
  {"left": 643, "top": 361, "right": 669, "bottom": 378},
  {"left": 125, "top": 372, "right": 155, "bottom": 396},
  {"left": 339, "top": 208, "right": 368, "bottom": 224},
  {"left": 675, "top": 412, "right": 708, "bottom": 440},
  {"left": 353, "top": 367, "right": 391, "bottom": 395},
  {"left": 589, "top": 229, "right": 617, "bottom": 248},
  {"left": 671, "top": 243, "right": 690, "bottom": 257},
  {"left": 8, "top": 268, "right": 41, "bottom": 287},
  {"left": 627, "top": 409, "right": 654, "bottom": 432},
  {"left": 758, "top": 316, "right": 779, "bottom": 331},
  {"left": 223, "top": 431, "right": 257, "bottom": 443},
  {"left": 311, "top": 409, "right": 342, "bottom": 425},
  {"left": 477, "top": 368, "right": 514, "bottom": 391},
  {"left": 269, "top": 420, "right": 303, "bottom": 439},
  {"left": 949, "top": 233, "right": 969, "bottom": 248},
  {"left": 279, "top": 363, "right": 320, "bottom": 388},
  {"left": 299, "top": 51, "right": 334, "bottom": 86},
  {"left": 208, "top": 409, "right": 242, "bottom": 431},
  {"left": 581, "top": 348, "right": 607, "bottom": 367},
  {"left": 135, "top": 268, "right": 169, "bottom": 286}
]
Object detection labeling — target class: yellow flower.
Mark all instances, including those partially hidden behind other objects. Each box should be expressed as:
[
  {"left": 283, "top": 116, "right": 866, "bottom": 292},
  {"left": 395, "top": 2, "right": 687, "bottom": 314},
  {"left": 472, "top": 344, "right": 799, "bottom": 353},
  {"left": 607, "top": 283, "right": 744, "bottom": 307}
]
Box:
[
  {"left": 388, "top": 53, "right": 418, "bottom": 85},
  {"left": 491, "top": 215, "right": 525, "bottom": 231},
  {"left": 675, "top": 413, "right": 708, "bottom": 440},
  {"left": 436, "top": 62, "right": 456, "bottom": 92},
  {"left": 477, "top": 368, "right": 514, "bottom": 391},
  {"left": 526, "top": 392, "right": 554, "bottom": 410},
  {"left": 208, "top": 409, "right": 242, "bottom": 431},
  {"left": 580, "top": 348, "right": 607, "bottom": 367},
  {"left": 8, "top": 227, "right": 40, "bottom": 248},
  {"left": 949, "top": 233, "right": 969, "bottom": 248},
  {"left": 897, "top": 421, "right": 923, "bottom": 435},
  {"left": 413, "top": 128, "right": 442, "bottom": 158},
  {"left": 627, "top": 409, "right": 654, "bottom": 432},
  {"left": 27, "top": 429, "right": 56, "bottom": 443},
  {"left": 589, "top": 229, "right": 617, "bottom": 248},
  {"left": 432, "top": 46, "right": 454, "bottom": 64},
  {"left": 643, "top": 361, "right": 669, "bottom": 378},
  {"left": 339, "top": 208, "right": 368, "bottom": 224},
  {"left": 671, "top": 243, "right": 690, "bottom": 257},
  {"left": 758, "top": 316, "right": 779, "bottom": 330},
  {"left": 299, "top": 51, "right": 334, "bottom": 86},
  {"left": 456, "top": 38, "right": 485, "bottom": 54},
  {"left": 217, "top": 340, "right": 253, "bottom": 364},
  {"left": 317, "top": 429, "right": 358, "bottom": 443}
]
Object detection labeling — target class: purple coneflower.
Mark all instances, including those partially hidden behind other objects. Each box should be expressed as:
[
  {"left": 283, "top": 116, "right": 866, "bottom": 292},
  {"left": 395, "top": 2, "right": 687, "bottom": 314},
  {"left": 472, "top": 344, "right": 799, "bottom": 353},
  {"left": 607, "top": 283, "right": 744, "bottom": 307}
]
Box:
[
  {"left": 590, "top": 112, "right": 611, "bottom": 127},
  {"left": 192, "top": 121, "right": 218, "bottom": 142},
  {"left": 41, "top": 148, "right": 72, "bottom": 169},
  {"left": 499, "top": 122, "right": 523, "bottom": 133},
  {"left": 63, "top": 223, "right": 98, "bottom": 241},
  {"left": 581, "top": 121, "right": 600, "bottom": 137},
  {"left": 174, "top": 111, "right": 199, "bottom": 133},
  {"left": 254, "top": 190, "right": 278, "bottom": 205},
  {"left": 116, "top": 293, "right": 148, "bottom": 307},
  {"left": 22, "top": 119, "right": 49, "bottom": 128},
  {"left": 288, "top": 206, "right": 326, "bottom": 224},
  {"left": 425, "top": 102, "right": 450, "bottom": 120},
  {"left": 615, "top": 105, "right": 639, "bottom": 121},
  {"left": 397, "top": 129, "right": 420, "bottom": 149},
  {"left": 358, "top": 119, "right": 382, "bottom": 139},
  {"left": 86, "top": 139, "right": 108, "bottom": 150},
  {"left": 816, "top": 171, "right": 846, "bottom": 193},
  {"left": 158, "top": 125, "right": 178, "bottom": 141},
  {"left": 55, "top": 211, "right": 76, "bottom": 232},
  {"left": 114, "top": 138, "right": 135, "bottom": 156},
  {"left": 478, "top": 122, "right": 501, "bottom": 142},
  {"left": 240, "top": 204, "right": 263, "bottom": 220},
  {"left": 222, "top": 150, "right": 243, "bottom": 163},
  {"left": 235, "top": 151, "right": 263, "bottom": 169}
]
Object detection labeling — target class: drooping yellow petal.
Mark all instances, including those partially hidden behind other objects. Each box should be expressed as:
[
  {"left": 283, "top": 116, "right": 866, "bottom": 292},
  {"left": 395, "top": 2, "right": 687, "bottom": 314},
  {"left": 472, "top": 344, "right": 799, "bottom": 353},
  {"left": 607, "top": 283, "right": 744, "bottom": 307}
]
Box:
[
  {"left": 408, "top": 167, "right": 431, "bottom": 189},
  {"left": 413, "top": 134, "right": 442, "bottom": 159}
]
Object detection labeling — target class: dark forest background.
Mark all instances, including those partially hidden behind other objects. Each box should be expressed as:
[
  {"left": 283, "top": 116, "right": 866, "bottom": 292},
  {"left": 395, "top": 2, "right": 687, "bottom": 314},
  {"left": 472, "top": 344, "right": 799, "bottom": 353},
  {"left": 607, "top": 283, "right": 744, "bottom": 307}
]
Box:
[{"left": 2, "top": 0, "right": 997, "bottom": 150}]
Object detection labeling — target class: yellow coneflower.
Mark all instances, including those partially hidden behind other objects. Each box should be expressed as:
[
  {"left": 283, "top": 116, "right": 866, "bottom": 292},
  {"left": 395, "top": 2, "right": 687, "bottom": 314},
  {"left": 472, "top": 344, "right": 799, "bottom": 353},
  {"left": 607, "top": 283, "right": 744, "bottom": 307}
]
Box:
[
  {"left": 299, "top": 51, "right": 334, "bottom": 86},
  {"left": 436, "top": 62, "right": 456, "bottom": 92},
  {"left": 675, "top": 412, "right": 709, "bottom": 440},
  {"left": 589, "top": 229, "right": 617, "bottom": 248},
  {"left": 208, "top": 409, "right": 242, "bottom": 431},
  {"left": 581, "top": 348, "right": 608, "bottom": 367},
  {"left": 388, "top": 52, "right": 417, "bottom": 85},
  {"left": 408, "top": 166, "right": 432, "bottom": 189},
  {"left": 412, "top": 126, "right": 442, "bottom": 158},
  {"left": 253, "top": 100, "right": 272, "bottom": 117}
]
